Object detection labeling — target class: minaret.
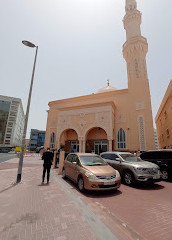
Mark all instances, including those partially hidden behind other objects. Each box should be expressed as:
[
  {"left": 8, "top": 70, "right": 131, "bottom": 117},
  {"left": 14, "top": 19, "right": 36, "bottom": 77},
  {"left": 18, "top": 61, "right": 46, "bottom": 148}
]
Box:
[
  {"left": 123, "top": 0, "right": 149, "bottom": 90},
  {"left": 123, "top": 0, "right": 155, "bottom": 151}
]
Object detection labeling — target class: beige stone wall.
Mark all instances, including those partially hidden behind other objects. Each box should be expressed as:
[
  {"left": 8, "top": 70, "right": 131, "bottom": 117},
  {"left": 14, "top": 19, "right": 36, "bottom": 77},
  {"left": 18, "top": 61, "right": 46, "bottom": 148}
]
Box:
[
  {"left": 44, "top": 87, "right": 155, "bottom": 152},
  {"left": 156, "top": 80, "right": 172, "bottom": 149}
]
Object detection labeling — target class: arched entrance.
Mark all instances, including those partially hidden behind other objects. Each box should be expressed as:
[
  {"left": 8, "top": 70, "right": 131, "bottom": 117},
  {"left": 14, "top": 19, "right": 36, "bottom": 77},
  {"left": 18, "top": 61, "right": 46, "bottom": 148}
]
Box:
[
  {"left": 60, "top": 129, "right": 79, "bottom": 153},
  {"left": 85, "top": 127, "right": 108, "bottom": 154}
]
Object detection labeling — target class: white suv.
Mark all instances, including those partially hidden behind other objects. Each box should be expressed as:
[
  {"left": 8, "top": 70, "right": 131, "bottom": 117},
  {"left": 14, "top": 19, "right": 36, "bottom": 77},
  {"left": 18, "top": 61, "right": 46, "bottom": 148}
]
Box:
[{"left": 100, "top": 152, "right": 161, "bottom": 186}]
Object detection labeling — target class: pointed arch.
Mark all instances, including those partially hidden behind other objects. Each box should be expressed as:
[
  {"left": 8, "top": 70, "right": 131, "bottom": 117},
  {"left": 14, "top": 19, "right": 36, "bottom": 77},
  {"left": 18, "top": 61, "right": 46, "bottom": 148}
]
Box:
[{"left": 117, "top": 128, "right": 126, "bottom": 149}]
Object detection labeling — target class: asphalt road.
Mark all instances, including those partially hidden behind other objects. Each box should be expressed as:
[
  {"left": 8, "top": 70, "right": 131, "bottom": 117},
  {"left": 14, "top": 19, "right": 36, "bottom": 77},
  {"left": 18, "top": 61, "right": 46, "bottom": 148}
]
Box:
[{"left": 0, "top": 153, "right": 17, "bottom": 163}]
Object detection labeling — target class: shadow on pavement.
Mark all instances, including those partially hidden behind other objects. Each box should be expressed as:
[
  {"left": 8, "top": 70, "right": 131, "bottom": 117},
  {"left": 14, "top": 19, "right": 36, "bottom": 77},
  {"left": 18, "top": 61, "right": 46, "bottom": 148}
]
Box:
[
  {"left": 37, "top": 183, "right": 49, "bottom": 187},
  {"left": 131, "top": 182, "right": 165, "bottom": 190},
  {"left": 0, "top": 182, "right": 18, "bottom": 194}
]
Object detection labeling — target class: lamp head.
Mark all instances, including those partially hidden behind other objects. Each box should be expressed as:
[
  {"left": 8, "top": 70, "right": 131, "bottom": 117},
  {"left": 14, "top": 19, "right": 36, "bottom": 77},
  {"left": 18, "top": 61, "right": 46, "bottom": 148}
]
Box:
[{"left": 22, "top": 40, "right": 36, "bottom": 48}]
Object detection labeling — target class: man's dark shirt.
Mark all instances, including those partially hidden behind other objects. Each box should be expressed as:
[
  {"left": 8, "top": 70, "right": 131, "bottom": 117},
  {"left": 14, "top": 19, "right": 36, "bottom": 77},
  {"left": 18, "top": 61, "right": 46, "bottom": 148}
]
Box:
[{"left": 42, "top": 151, "right": 54, "bottom": 167}]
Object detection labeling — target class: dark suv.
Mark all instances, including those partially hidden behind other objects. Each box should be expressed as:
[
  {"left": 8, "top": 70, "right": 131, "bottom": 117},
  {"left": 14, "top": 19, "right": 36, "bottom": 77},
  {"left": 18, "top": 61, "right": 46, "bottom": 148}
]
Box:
[{"left": 140, "top": 150, "right": 172, "bottom": 181}]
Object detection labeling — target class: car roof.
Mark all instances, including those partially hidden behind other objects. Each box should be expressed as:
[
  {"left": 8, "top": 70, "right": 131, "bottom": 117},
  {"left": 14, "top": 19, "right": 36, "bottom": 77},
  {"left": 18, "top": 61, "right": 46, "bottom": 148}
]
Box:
[
  {"left": 141, "top": 149, "right": 172, "bottom": 153},
  {"left": 68, "top": 153, "right": 99, "bottom": 157},
  {"left": 101, "top": 152, "right": 131, "bottom": 154}
]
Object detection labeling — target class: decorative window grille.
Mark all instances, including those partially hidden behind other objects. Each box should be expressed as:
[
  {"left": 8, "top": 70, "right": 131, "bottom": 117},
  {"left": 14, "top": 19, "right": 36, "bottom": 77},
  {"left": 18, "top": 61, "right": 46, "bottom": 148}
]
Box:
[
  {"left": 135, "top": 59, "right": 139, "bottom": 78},
  {"left": 50, "top": 132, "right": 55, "bottom": 148},
  {"left": 117, "top": 128, "right": 126, "bottom": 149},
  {"left": 142, "top": 59, "right": 147, "bottom": 78},
  {"left": 138, "top": 116, "right": 146, "bottom": 151}
]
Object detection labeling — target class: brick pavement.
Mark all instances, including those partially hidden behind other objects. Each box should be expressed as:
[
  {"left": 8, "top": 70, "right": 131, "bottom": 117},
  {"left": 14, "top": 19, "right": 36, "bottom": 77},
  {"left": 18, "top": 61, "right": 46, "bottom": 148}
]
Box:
[
  {"left": 78, "top": 180, "right": 172, "bottom": 240},
  {"left": 0, "top": 157, "right": 122, "bottom": 240}
]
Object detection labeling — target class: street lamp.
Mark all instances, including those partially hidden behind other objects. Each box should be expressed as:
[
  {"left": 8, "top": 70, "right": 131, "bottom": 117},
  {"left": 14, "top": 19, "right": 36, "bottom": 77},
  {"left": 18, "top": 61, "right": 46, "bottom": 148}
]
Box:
[{"left": 16, "top": 40, "right": 38, "bottom": 183}]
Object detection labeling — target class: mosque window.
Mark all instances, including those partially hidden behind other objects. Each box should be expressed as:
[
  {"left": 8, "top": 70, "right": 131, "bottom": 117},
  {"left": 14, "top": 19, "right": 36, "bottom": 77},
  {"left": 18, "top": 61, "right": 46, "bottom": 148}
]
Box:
[
  {"left": 142, "top": 60, "right": 147, "bottom": 78},
  {"left": 138, "top": 116, "right": 146, "bottom": 151},
  {"left": 117, "top": 128, "right": 126, "bottom": 149},
  {"left": 135, "top": 59, "right": 139, "bottom": 78},
  {"left": 166, "top": 129, "right": 170, "bottom": 137},
  {"left": 50, "top": 132, "right": 55, "bottom": 148}
]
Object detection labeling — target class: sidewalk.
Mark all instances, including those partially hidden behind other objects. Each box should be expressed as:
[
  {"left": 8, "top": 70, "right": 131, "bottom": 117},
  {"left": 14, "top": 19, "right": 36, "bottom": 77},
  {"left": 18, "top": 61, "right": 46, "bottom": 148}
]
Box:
[{"left": 0, "top": 156, "right": 120, "bottom": 240}]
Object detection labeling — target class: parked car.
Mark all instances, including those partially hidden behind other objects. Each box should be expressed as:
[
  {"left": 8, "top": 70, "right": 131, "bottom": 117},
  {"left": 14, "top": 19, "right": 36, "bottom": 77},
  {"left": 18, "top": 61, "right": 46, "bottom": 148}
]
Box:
[
  {"left": 0, "top": 149, "right": 9, "bottom": 153},
  {"left": 36, "top": 146, "right": 44, "bottom": 153},
  {"left": 62, "top": 153, "right": 121, "bottom": 192},
  {"left": 100, "top": 152, "right": 161, "bottom": 186},
  {"left": 140, "top": 150, "right": 172, "bottom": 181},
  {"left": 8, "top": 151, "right": 16, "bottom": 154}
]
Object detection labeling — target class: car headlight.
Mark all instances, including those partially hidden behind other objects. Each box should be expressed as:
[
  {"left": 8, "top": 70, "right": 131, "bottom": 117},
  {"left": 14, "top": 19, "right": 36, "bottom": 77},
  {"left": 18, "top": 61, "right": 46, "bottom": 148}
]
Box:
[
  {"left": 115, "top": 170, "right": 120, "bottom": 178},
  {"left": 85, "top": 171, "right": 97, "bottom": 180}
]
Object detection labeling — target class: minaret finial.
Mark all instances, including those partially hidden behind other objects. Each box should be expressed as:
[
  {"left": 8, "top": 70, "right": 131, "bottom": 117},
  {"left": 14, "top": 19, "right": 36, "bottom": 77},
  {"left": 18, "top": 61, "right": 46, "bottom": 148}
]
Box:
[
  {"left": 125, "top": 0, "right": 137, "bottom": 12},
  {"left": 107, "top": 79, "right": 110, "bottom": 86}
]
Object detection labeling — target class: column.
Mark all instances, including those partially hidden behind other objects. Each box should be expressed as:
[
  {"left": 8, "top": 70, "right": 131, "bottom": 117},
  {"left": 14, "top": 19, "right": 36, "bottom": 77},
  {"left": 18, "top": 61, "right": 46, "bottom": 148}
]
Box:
[
  {"left": 108, "top": 140, "right": 112, "bottom": 151},
  {"left": 79, "top": 140, "right": 82, "bottom": 153},
  {"left": 82, "top": 140, "right": 86, "bottom": 153}
]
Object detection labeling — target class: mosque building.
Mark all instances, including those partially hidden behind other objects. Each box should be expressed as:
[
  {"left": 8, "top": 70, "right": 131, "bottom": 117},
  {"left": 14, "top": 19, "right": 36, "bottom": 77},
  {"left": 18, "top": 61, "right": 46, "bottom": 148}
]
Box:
[{"left": 44, "top": 0, "right": 155, "bottom": 154}]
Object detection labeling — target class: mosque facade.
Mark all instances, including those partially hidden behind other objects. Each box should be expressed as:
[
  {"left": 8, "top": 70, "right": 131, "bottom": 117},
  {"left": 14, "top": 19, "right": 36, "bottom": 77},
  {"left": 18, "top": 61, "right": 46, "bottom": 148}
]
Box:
[{"left": 44, "top": 0, "right": 155, "bottom": 154}]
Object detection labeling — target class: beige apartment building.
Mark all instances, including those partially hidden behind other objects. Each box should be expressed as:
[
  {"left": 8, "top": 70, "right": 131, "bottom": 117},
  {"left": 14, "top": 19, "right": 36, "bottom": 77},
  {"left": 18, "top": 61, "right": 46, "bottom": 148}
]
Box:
[
  {"left": 44, "top": 0, "right": 155, "bottom": 154},
  {"left": 155, "top": 80, "right": 172, "bottom": 149}
]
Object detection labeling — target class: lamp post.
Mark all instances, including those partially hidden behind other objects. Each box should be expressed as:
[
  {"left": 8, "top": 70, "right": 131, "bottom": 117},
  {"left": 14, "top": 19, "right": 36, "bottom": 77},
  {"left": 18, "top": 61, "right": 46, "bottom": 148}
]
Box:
[{"left": 16, "top": 41, "right": 38, "bottom": 183}]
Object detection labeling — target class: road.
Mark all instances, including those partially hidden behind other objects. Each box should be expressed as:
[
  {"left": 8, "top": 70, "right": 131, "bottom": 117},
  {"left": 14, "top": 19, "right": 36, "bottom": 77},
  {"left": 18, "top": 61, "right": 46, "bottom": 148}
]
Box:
[
  {"left": 0, "top": 153, "right": 17, "bottom": 163},
  {"left": 63, "top": 178, "right": 172, "bottom": 240}
]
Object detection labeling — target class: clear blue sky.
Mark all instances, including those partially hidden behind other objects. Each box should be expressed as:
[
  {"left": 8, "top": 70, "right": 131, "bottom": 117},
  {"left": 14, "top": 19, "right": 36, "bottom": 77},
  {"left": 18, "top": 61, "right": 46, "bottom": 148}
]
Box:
[{"left": 1, "top": 0, "right": 172, "bottom": 138}]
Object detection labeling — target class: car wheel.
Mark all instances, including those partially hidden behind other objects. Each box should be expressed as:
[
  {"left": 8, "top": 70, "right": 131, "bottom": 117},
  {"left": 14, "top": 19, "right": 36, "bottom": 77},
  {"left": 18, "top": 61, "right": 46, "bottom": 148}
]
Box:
[
  {"left": 62, "top": 168, "right": 66, "bottom": 179},
  {"left": 161, "top": 170, "right": 169, "bottom": 180},
  {"left": 123, "top": 171, "right": 134, "bottom": 186},
  {"left": 78, "top": 177, "right": 85, "bottom": 192}
]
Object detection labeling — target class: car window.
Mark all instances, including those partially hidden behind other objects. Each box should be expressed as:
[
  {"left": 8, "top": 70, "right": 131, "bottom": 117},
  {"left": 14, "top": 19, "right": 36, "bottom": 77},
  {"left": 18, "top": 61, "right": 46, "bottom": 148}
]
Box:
[
  {"left": 109, "top": 154, "right": 119, "bottom": 160},
  {"left": 101, "top": 153, "right": 119, "bottom": 160},
  {"left": 141, "top": 151, "right": 161, "bottom": 160},
  {"left": 80, "top": 156, "right": 107, "bottom": 166},
  {"left": 72, "top": 155, "right": 80, "bottom": 165},
  {"left": 119, "top": 154, "right": 142, "bottom": 162},
  {"left": 66, "top": 154, "right": 73, "bottom": 162},
  {"left": 162, "top": 152, "right": 172, "bottom": 160},
  {"left": 101, "top": 154, "right": 110, "bottom": 159}
]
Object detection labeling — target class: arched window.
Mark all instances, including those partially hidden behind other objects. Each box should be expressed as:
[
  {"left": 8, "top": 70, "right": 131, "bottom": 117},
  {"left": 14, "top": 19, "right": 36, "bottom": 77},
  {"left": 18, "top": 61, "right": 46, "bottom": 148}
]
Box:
[
  {"left": 117, "top": 128, "right": 126, "bottom": 149},
  {"left": 50, "top": 132, "right": 55, "bottom": 148}
]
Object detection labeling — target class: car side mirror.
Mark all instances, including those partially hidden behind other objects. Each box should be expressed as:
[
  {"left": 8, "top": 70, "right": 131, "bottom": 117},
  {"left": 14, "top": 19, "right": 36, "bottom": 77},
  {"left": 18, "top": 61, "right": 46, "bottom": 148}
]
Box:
[{"left": 115, "top": 158, "right": 121, "bottom": 161}]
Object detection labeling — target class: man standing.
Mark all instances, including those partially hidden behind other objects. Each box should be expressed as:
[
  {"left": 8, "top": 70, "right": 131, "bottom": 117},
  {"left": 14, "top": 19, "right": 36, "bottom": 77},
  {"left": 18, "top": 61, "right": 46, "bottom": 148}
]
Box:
[{"left": 42, "top": 148, "right": 54, "bottom": 184}]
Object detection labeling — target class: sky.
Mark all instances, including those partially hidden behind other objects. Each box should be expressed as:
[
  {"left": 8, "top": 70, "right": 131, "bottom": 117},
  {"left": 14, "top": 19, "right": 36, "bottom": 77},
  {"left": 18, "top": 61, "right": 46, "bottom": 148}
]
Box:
[{"left": 1, "top": 0, "right": 172, "bottom": 138}]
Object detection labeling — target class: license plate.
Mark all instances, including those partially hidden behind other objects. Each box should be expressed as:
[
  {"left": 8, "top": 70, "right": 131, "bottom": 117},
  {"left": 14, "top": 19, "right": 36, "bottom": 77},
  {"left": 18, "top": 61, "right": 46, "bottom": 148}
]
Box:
[
  {"left": 153, "top": 175, "right": 160, "bottom": 179},
  {"left": 104, "top": 181, "right": 115, "bottom": 185}
]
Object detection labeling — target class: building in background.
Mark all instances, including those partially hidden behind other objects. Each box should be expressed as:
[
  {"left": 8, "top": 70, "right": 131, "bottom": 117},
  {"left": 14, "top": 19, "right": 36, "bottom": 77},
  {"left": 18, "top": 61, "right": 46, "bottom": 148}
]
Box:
[
  {"left": 45, "top": 0, "right": 155, "bottom": 154},
  {"left": 155, "top": 80, "right": 172, "bottom": 149},
  {"left": 0, "top": 95, "right": 24, "bottom": 149},
  {"left": 29, "top": 129, "right": 45, "bottom": 151},
  {"left": 154, "top": 129, "right": 158, "bottom": 150}
]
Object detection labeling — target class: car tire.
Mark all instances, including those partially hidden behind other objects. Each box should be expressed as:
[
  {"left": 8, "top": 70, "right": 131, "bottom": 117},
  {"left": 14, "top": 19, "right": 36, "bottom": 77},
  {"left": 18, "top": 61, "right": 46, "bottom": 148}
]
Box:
[
  {"left": 78, "top": 176, "right": 85, "bottom": 192},
  {"left": 62, "top": 168, "right": 66, "bottom": 179},
  {"left": 123, "top": 171, "right": 134, "bottom": 186},
  {"left": 161, "top": 170, "right": 169, "bottom": 181}
]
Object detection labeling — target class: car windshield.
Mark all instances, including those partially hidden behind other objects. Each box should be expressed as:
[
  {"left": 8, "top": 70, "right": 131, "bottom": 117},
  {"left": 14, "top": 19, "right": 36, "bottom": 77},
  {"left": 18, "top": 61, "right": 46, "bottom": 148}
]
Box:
[
  {"left": 79, "top": 156, "right": 108, "bottom": 166},
  {"left": 119, "top": 154, "right": 143, "bottom": 162}
]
